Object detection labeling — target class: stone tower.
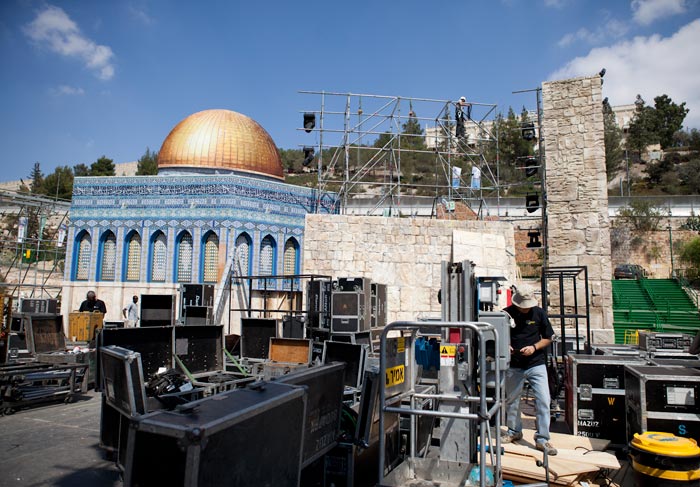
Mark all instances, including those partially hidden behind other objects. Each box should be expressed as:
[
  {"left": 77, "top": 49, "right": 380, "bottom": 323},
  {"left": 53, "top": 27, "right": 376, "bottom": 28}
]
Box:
[{"left": 542, "top": 75, "right": 613, "bottom": 333}]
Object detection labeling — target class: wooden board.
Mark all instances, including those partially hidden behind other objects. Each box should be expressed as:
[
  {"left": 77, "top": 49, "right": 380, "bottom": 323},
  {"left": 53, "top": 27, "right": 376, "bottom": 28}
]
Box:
[
  {"left": 69, "top": 312, "right": 104, "bottom": 341},
  {"left": 518, "top": 428, "right": 611, "bottom": 451},
  {"left": 269, "top": 338, "right": 312, "bottom": 363},
  {"left": 504, "top": 443, "right": 620, "bottom": 470},
  {"left": 489, "top": 453, "right": 584, "bottom": 486}
]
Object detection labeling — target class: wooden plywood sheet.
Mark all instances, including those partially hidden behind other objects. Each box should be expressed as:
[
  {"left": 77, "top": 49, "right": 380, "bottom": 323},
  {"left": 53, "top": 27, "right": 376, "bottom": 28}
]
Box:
[{"left": 269, "top": 338, "right": 312, "bottom": 363}]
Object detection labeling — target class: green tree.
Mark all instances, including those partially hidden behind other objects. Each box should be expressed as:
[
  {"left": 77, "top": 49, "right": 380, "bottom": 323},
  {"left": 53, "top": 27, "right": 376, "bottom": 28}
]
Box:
[
  {"left": 617, "top": 200, "right": 664, "bottom": 231},
  {"left": 29, "top": 162, "right": 44, "bottom": 194},
  {"left": 680, "top": 237, "right": 700, "bottom": 271},
  {"left": 90, "top": 156, "right": 115, "bottom": 176},
  {"left": 678, "top": 159, "right": 700, "bottom": 195},
  {"left": 136, "top": 148, "right": 158, "bottom": 175},
  {"left": 652, "top": 94, "right": 689, "bottom": 149},
  {"left": 627, "top": 95, "right": 658, "bottom": 159},
  {"left": 603, "top": 99, "right": 624, "bottom": 180},
  {"left": 41, "top": 166, "right": 74, "bottom": 200},
  {"left": 73, "top": 163, "right": 90, "bottom": 176}
]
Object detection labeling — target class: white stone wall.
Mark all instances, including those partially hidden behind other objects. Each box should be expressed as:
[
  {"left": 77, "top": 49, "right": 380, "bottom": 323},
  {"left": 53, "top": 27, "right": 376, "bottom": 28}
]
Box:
[
  {"left": 542, "top": 75, "right": 613, "bottom": 330},
  {"left": 302, "top": 215, "right": 517, "bottom": 323}
]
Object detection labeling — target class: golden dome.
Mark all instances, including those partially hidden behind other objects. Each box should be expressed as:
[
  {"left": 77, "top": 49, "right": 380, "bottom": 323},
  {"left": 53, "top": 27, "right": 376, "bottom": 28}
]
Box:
[{"left": 158, "top": 109, "right": 284, "bottom": 180}]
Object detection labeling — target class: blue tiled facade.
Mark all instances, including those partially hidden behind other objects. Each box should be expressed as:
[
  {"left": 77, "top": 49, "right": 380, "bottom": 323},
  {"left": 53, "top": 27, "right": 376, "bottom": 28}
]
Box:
[{"left": 65, "top": 174, "right": 337, "bottom": 291}]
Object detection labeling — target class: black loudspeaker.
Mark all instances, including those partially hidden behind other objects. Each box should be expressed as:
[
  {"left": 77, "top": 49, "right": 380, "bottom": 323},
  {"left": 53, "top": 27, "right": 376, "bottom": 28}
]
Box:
[
  {"left": 331, "top": 292, "right": 368, "bottom": 333},
  {"left": 240, "top": 318, "right": 277, "bottom": 359},
  {"left": 140, "top": 294, "right": 175, "bottom": 327},
  {"left": 183, "top": 306, "right": 210, "bottom": 326},
  {"left": 180, "top": 284, "right": 214, "bottom": 323},
  {"left": 282, "top": 315, "right": 304, "bottom": 339},
  {"left": 337, "top": 277, "right": 370, "bottom": 292},
  {"left": 306, "top": 279, "right": 332, "bottom": 329},
  {"left": 20, "top": 298, "right": 58, "bottom": 314},
  {"left": 371, "top": 283, "right": 387, "bottom": 328}
]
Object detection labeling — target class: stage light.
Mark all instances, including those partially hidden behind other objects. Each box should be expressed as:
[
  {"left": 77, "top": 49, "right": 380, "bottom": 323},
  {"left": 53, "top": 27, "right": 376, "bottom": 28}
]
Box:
[
  {"left": 521, "top": 122, "right": 536, "bottom": 141},
  {"left": 599, "top": 68, "right": 606, "bottom": 78},
  {"left": 525, "top": 193, "right": 539, "bottom": 213},
  {"left": 303, "top": 146, "right": 315, "bottom": 166},
  {"left": 303, "top": 113, "right": 316, "bottom": 133},
  {"left": 524, "top": 156, "right": 538, "bottom": 178},
  {"left": 526, "top": 230, "right": 542, "bottom": 248}
]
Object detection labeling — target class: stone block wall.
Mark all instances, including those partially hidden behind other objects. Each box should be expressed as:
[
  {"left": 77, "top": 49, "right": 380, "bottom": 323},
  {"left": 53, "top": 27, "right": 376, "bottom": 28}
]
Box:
[
  {"left": 302, "top": 215, "right": 516, "bottom": 322},
  {"left": 542, "top": 75, "right": 613, "bottom": 330}
]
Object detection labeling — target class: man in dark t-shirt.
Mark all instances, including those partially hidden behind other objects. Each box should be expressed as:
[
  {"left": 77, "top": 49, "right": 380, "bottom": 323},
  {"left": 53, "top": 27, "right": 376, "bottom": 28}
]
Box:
[
  {"left": 79, "top": 291, "right": 107, "bottom": 314},
  {"left": 501, "top": 284, "right": 557, "bottom": 456}
]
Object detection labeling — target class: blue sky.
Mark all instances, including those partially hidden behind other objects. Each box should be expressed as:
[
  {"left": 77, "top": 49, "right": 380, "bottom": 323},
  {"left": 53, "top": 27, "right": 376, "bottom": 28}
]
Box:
[{"left": 1, "top": 0, "right": 699, "bottom": 182}]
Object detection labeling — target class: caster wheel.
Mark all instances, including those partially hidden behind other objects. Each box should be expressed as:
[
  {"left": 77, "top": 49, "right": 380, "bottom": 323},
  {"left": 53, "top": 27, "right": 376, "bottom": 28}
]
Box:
[{"left": 64, "top": 396, "right": 74, "bottom": 404}]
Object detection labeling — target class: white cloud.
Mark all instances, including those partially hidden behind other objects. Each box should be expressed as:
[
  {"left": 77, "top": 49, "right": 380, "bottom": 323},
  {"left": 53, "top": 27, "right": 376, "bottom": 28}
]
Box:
[
  {"left": 23, "top": 5, "right": 115, "bottom": 80},
  {"left": 128, "top": 4, "right": 154, "bottom": 25},
  {"left": 558, "top": 18, "right": 630, "bottom": 47},
  {"left": 632, "top": 0, "right": 687, "bottom": 25},
  {"left": 550, "top": 19, "right": 700, "bottom": 128},
  {"left": 544, "top": 0, "right": 567, "bottom": 8},
  {"left": 51, "top": 85, "right": 85, "bottom": 96}
]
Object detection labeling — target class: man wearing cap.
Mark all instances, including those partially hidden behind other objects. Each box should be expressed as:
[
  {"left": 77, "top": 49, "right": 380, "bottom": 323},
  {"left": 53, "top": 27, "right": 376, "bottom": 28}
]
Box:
[{"left": 501, "top": 284, "right": 557, "bottom": 456}]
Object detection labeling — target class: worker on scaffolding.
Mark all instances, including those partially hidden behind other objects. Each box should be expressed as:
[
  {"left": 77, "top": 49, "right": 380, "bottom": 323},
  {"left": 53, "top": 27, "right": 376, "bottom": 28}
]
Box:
[
  {"left": 501, "top": 284, "right": 557, "bottom": 456},
  {"left": 455, "top": 96, "right": 471, "bottom": 140}
]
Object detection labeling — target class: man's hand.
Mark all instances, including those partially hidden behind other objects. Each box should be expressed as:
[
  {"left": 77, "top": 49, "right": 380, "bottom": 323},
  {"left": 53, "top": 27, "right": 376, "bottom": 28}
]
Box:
[{"left": 519, "top": 344, "right": 537, "bottom": 356}]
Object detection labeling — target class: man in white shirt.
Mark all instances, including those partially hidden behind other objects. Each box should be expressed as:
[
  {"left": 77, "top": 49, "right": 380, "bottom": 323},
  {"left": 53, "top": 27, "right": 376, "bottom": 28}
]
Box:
[{"left": 122, "top": 295, "right": 139, "bottom": 328}]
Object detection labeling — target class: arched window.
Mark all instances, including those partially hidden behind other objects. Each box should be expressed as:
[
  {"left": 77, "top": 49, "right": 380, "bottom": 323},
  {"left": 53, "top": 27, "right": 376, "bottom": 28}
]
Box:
[
  {"left": 124, "top": 231, "right": 141, "bottom": 281},
  {"left": 150, "top": 231, "right": 167, "bottom": 282},
  {"left": 260, "top": 235, "right": 276, "bottom": 276},
  {"left": 283, "top": 238, "right": 299, "bottom": 275},
  {"left": 234, "top": 233, "right": 251, "bottom": 276},
  {"left": 202, "top": 231, "right": 219, "bottom": 283},
  {"left": 75, "top": 231, "right": 91, "bottom": 281},
  {"left": 99, "top": 230, "right": 117, "bottom": 281},
  {"left": 176, "top": 231, "right": 193, "bottom": 283}
]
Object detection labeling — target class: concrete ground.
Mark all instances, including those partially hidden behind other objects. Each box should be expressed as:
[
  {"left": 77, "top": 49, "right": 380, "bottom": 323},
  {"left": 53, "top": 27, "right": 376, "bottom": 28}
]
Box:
[
  {"left": 0, "top": 387, "right": 633, "bottom": 487},
  {"left": 0, "top": 390, "right": 121, "bottom": 487}
]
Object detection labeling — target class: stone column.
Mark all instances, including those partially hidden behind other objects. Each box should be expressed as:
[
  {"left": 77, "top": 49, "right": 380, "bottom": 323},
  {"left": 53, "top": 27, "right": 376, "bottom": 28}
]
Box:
[{"left": 542, "top": 75, "right": 613, "bottom": 334}]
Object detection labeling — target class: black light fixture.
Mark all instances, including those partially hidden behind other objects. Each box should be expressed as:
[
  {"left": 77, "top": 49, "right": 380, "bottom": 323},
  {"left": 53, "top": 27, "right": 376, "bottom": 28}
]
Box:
[
  {"left": 302, "top": 146, "right": 315, "bottom": 166},
  {"left": 526, "top": 230, "right": 542, "bottom": 248},
  {"left": 303, "top": 113, "right": 316, "bottom": 133},
  {"left": 521, "top": 122, "right": 536, "bottom": 141},
  {"left": 524, "top": 156, "right": 538, "bottom": 178},
  {"left": 525, "top": 192, "right": 539, "bottom": 213},
  {"left": 599, "top": 68, "right": 606, "bottom": 85}
]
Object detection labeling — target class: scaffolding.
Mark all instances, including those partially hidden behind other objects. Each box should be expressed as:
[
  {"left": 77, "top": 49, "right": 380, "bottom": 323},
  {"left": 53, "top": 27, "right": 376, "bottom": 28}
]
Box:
[
  {"left": 298, "top": 91, "right": 500, "bottom": 219},
  {"left": 0, "top": 189, "right": 70, "bottom": 302}
]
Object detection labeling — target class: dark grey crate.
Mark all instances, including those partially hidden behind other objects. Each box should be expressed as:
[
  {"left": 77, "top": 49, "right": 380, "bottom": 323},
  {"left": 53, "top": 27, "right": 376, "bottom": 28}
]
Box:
[
  {"left": 125, "top": 381, "right": 307, "bottom": 487},
  {"left": 278, "top": 363, "right": 345, "bottom": 467},
  {"left": 100, "top": 345, "right": 147, "bottom": 417},
  {"left": 565, "top": 354, "right": 646, "bottom": 445},
  {"left": 625, "top": 365, "right": 700, "bottom": 441}
]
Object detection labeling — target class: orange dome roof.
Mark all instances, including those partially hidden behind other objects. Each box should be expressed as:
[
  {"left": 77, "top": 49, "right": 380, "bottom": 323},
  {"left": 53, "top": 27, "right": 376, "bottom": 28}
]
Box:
[{"left": 158, "top": 109, "right": 284, "bottom": 180}]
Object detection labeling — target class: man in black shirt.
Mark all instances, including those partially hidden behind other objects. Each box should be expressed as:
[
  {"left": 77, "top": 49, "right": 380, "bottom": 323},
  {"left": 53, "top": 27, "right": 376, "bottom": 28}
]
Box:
[
  {"left": 501, "top": 284, "right": 557, "bottom": 456},
  {"left": 79, "top": 290, "right": 107, "bottom": 314}
]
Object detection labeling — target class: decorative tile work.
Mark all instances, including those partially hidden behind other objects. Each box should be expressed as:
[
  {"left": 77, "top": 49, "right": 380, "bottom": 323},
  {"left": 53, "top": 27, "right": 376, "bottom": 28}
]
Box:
[
  {"left": 260, "top": 236, "right": 274, "bottom": 275},
  {"left": 100, "top": 232, "right": 117, "bottom": 281},
  {"left": 177, "top": 232, "right": 193, "bottom": 282},
  {"left": 203, "top": 232, "right": 218, "bottom": 282},
  {"left": 126, "top": 232, "right": 141, "bottom": 281},
  {"left": 283, "top": 239, "right": 297, "bottom": 275},
  {"left": 234, "top": 234, "right": 250, "bottom": 276},
  {"left": 76, "top": 233, "right": 91, "bottom": 280},
  {"left": 151, "top": 232, "right": 167, "bottom": 282}
]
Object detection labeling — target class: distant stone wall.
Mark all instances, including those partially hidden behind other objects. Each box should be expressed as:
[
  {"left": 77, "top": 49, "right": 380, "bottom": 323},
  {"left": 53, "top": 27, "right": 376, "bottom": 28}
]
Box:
[
  {"left": 302, "top": 215, "right": 517, "bottom": 322},
  {"left": 542, "top": 75, "right": 613, "bottom": 331}
]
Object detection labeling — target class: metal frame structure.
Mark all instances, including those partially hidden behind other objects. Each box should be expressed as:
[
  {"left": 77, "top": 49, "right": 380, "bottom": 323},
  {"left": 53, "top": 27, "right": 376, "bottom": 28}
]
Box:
[
  {"left": 542, "top": 265, "right": 591, "bottom": 360},
  {"left": 299, "top": 91, "right": 500, "bottom": 219},
  {"left": 0, "top": 190, "right": 70, "bottom": 301}
]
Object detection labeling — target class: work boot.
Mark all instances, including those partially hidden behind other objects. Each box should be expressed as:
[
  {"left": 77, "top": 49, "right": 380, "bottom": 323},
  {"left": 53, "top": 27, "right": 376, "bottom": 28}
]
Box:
[
  {"left": 536, "top": 441, "right": 558, "bottom": 456},
  {"left": 501, "top": 431, "right": 523, "bottom": 443}
]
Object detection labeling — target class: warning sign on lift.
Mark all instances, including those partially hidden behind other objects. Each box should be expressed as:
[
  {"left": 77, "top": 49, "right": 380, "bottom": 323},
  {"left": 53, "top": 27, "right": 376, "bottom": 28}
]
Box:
[{"left": 440, "top": 345, "right": 456, "bottom": 366}]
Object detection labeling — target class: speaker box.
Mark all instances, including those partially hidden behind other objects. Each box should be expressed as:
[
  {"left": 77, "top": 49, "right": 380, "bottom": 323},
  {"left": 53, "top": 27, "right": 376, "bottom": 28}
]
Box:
[
  {"left": 140, "top": 294, "right": 175, "bottom": 327},
  {"left": 180, "top": 284, "right": 214, "bottom": 321},
  {"left": 371, "top": 283, "right": 387, "bottom": 328},
  {"left": 283, "top": 315, "right": 305, "bottom": 339},
  {"left": 306, "top": 279, "right": 332, "bottom": 329},
  {"left": 182, "top": 306, "right": 211, "bottom": 326},
  {"left": 337, "top": 277, "right": 371, "bottom": 292},
  {"left": 240, "top": 318, "right": 277, "bottom": 359},
  {"left": 331, "top": 292, "right": 368, "bottom": 333}
]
